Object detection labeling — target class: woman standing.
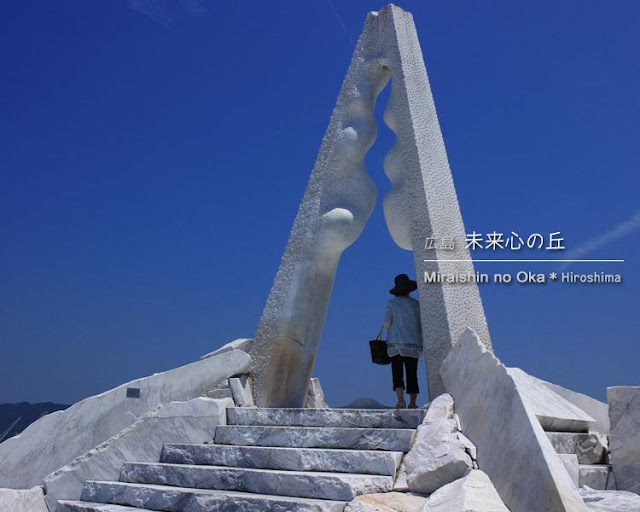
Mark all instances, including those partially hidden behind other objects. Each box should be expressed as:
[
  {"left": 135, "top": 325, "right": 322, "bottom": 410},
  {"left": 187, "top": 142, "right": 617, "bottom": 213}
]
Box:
[{"left": 382, "top": 274, "right": 422, "bottom": 409}]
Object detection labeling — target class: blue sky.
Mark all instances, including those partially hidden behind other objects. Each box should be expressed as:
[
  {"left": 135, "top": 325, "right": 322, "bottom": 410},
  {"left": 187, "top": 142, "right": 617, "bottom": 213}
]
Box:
[{"left": 1, "top": 1, "right": 638, "bottom": 406}]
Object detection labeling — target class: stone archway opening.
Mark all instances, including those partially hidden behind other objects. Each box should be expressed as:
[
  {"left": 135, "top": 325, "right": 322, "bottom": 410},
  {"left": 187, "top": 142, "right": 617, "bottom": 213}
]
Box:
[{"left": 249, "top": 4, "right": 491, "bottom": 408}]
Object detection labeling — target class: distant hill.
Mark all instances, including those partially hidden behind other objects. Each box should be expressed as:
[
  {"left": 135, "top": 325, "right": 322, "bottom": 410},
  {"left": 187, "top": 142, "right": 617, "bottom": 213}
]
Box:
[
  {"left": 0, "top": 402, "right": 70, "bottom": 443},
  {"left": 337, "top": 397, "right": 393, "bottom": 409}
]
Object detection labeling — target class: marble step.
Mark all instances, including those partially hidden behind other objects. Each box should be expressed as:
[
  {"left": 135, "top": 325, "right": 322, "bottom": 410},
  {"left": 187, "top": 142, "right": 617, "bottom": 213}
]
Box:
[
  {"left": 58, "top": 502, "right": 155, "bottom": 512},
  {"left": 579, "top": 464, "right": 611, "bottom": 490},
  {"left": 546, "top": 432, "right": 608, "bottom": 464},
  {"left": 120, "top": 461, "right": 394, "bottom": 501},
  {"left": 227, "top": 408, "right": 425, "bottom": 429},
  {"left": 162, "top": 443, "right": 402, "bottom": 476},
  {"left": 81, "top": 481, "right": 346, "bottom": 512},
  {"left": 214, "top": 425, "right": 415, "bottom": 452}
]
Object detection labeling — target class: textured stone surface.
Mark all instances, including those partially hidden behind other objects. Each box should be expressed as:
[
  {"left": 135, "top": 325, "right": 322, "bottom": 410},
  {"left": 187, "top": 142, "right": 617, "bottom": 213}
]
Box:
[
  {"left": 0, "top": 349, "right": 249, "bottom": 489},
  {"left": 227, "top": 407, "right": 424, "bottom": 429},
  {"left": 607, "top": 386, "right": 640, "bottom": 494},
  {"left": 546, "top": 432, "right": 608, "bottom": 464},
  {"left": 0, "top": 485, "right": 48, "bottom": 512},
  {"left": 229, "top": 375, "right": 254, "bottom": 407},
  {"left": 43, "top": 397, "right": 232, "bottom": 512},
  {"left": 581, "top": 487, "right": 640, "bottom": 511},
  {"left": 403, "top": 419, "right": 472, "bottom": 494},
  {"left": 162, "top": 443, "right": 402, "bottom": 476},
  {"left": 507, "top": 368, "right": 595, "bottom": 432},
  {"left": 344, "top": 491, "right": 427, "bottom": 512},
  {"left": 250, "top": 4, "right": 491, "bottom": 407},
  {"left": 305, "top": 378, "right": 329, "bottom": 409},
  {"left": 580, "top": 465, "right": 611, "bottom": 490},
  {"left": 214, "top": 425, "right": 415, "bottom": 452},
  {"left": 423, "top": 470, "right": 510, "bottom": 512},
  {"left": 120, "top": 462, "right": 393, "bottom": 501},
  {"left": 558, "top": 454, "right": 580, "bottom": 488},
  {"left": 422, "top": 393, "right": 454, "bottom": 423},
  {"left": 441, "top": 329, "right": 588, "bottom": 512},
  {"left": 80, "top": 481, "right": 346, "bottom": 511},
  {"left": 539, "top": 379, "right": 610, "bottom": 434},
  {"left": 201, "top": 338, "right": 253, "bottom": 360}
]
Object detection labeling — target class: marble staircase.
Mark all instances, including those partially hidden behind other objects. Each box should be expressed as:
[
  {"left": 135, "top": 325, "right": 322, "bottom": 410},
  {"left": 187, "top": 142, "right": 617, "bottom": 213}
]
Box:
[{"left": 57, "top": 408, "right": 425, "bottom": 512}]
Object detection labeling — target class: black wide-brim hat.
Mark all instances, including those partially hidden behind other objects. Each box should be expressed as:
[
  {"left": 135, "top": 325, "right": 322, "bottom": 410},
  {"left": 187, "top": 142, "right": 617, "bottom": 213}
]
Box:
[{"left": 390, "top": 273, "right": 418, "bottom": 295}]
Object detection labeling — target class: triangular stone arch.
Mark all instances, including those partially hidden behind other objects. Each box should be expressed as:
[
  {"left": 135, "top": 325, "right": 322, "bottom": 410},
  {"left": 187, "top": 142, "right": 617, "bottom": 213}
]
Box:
[{"left": 250, "top": 4, "right": 492, "bottom": 407}]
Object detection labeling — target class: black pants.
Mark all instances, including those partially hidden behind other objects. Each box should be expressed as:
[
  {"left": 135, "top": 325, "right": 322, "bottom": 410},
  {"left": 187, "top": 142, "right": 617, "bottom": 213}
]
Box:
[{"left": 390, "top": 355, "right": 419, "bottom": 394}]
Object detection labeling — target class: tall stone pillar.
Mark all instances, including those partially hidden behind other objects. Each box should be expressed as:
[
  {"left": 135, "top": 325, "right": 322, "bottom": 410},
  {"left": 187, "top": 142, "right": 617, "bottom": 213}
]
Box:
[
  {"left": 377, "top": 6, "right": 492, "bottom": 399},
  {"left": 249, "top": 12, "right": 391, "bottom": 408}
]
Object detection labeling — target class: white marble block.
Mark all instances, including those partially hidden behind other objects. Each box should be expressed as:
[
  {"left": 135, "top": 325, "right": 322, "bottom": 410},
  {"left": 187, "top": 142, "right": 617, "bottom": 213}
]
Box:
[
  {"left": 422, "top": 470, "right": 509, "bottom": 512},
  {"left": 0, "top": 486, "right": 48, "bottom": 512},
  {"left": 201, "top": 337, "right": 253, "bottom": 360},
  {"left": 441, "top": 329, "right": 588, "bottom": 511},
  {"left": 507, "top": 367, "right": 596, "bottom": 432},
  {"left": 422, "top": 393, "right": 455, "bottom": 423},
  {"left": 403, "top": 419, "right": 473, "bottom": 494},
  {"left": 305, "top": 378, "right": 329, "bottom": 409},
  {"left": 229, "top": 375, "right": 254, "bottom": 407}
]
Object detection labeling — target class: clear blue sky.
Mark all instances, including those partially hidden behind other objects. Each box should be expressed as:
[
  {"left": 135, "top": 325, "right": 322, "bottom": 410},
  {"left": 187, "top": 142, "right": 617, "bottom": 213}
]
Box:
[{"left": 1, "top": 1, "right": 638, "bottom": 406}]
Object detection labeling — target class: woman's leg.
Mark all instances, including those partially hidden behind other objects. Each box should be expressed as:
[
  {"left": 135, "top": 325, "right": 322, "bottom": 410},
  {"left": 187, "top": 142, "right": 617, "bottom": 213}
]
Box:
[
  {"left": 390, "top": 356, "right": 406, "bottom": 408},
  {"left": 404, "top": 357, "right": 420, "bottom": 408}
]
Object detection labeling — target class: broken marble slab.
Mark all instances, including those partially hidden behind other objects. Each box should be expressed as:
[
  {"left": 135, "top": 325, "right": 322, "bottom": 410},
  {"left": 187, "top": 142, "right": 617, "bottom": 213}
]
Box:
[
  {"left": 539, "top": 378, "right": 610, "bottom": 434},
  {"left": 581, "top": 486, "right": 640, "bottom": 512},
  {"left": 507, "top": 367, "right": 595, "bottom": 432},
  {"left": 214, "top": 425, "right": 415, "bottom": 452},
  {"left": 200, "top": 338, "right": 253, "bottom": 360},
  {"left": 120, "top": 462, "right": 393, "bottom": 501},
  {"left": 44, "top": 397, "right": 233, "bottom": 512},
  {"left": 78, "top": 481, "right": 346, "bottom": 512},
  {"left": 305, "top": 378, "right": 329, "bottom": 408},
  {"left": 0, "top": 349, "right": 249, "bottom": 490},
  {"left": 229, "top": 375, "right": 254, "bottom": 407},
  {"left": 546, "top": 432, "right": 608, "bottom": 464},
  {"left": 403, "top": 419, "right": 473, "bottom": 494},
  {"left": 227, "top": 407, "right": 425, "bottom": 429},
  {"left": 344, "top": 491, "right": 427, "bottom": 512},
  {"left": 422, "top": 469, "right": 509, "bottom": 512},
  {"left": 607, "top": 386, "right": 640, "bottom": 494},
  {"left": 162, "top": 443, "right": 402, "bottom": 476},
  {"left": 422, "top": 393, "right": 454, "bottom": 423},
  {"left": 441, "top": 329, "right": 588, "bottom": 512},
  {"left": 0, "top": 485, "right": 48, "bottom": 512}
]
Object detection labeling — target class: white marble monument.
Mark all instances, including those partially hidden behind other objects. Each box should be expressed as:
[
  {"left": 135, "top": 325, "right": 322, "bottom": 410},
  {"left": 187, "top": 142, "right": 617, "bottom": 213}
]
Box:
[{"left": 250, "top": 4, "right": 491, "bottom": 407}]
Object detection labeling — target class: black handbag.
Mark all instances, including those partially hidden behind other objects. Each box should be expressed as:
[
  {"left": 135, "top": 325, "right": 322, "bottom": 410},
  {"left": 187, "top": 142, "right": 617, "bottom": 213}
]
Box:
[{"left": 369, "top": 327, "right": 390, "bottom": 365}]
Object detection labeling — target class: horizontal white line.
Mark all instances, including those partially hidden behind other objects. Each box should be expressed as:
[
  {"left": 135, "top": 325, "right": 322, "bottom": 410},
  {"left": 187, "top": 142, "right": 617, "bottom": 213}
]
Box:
[{"left": 423, "top": 259, "right": 625, "bottom": 263}]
